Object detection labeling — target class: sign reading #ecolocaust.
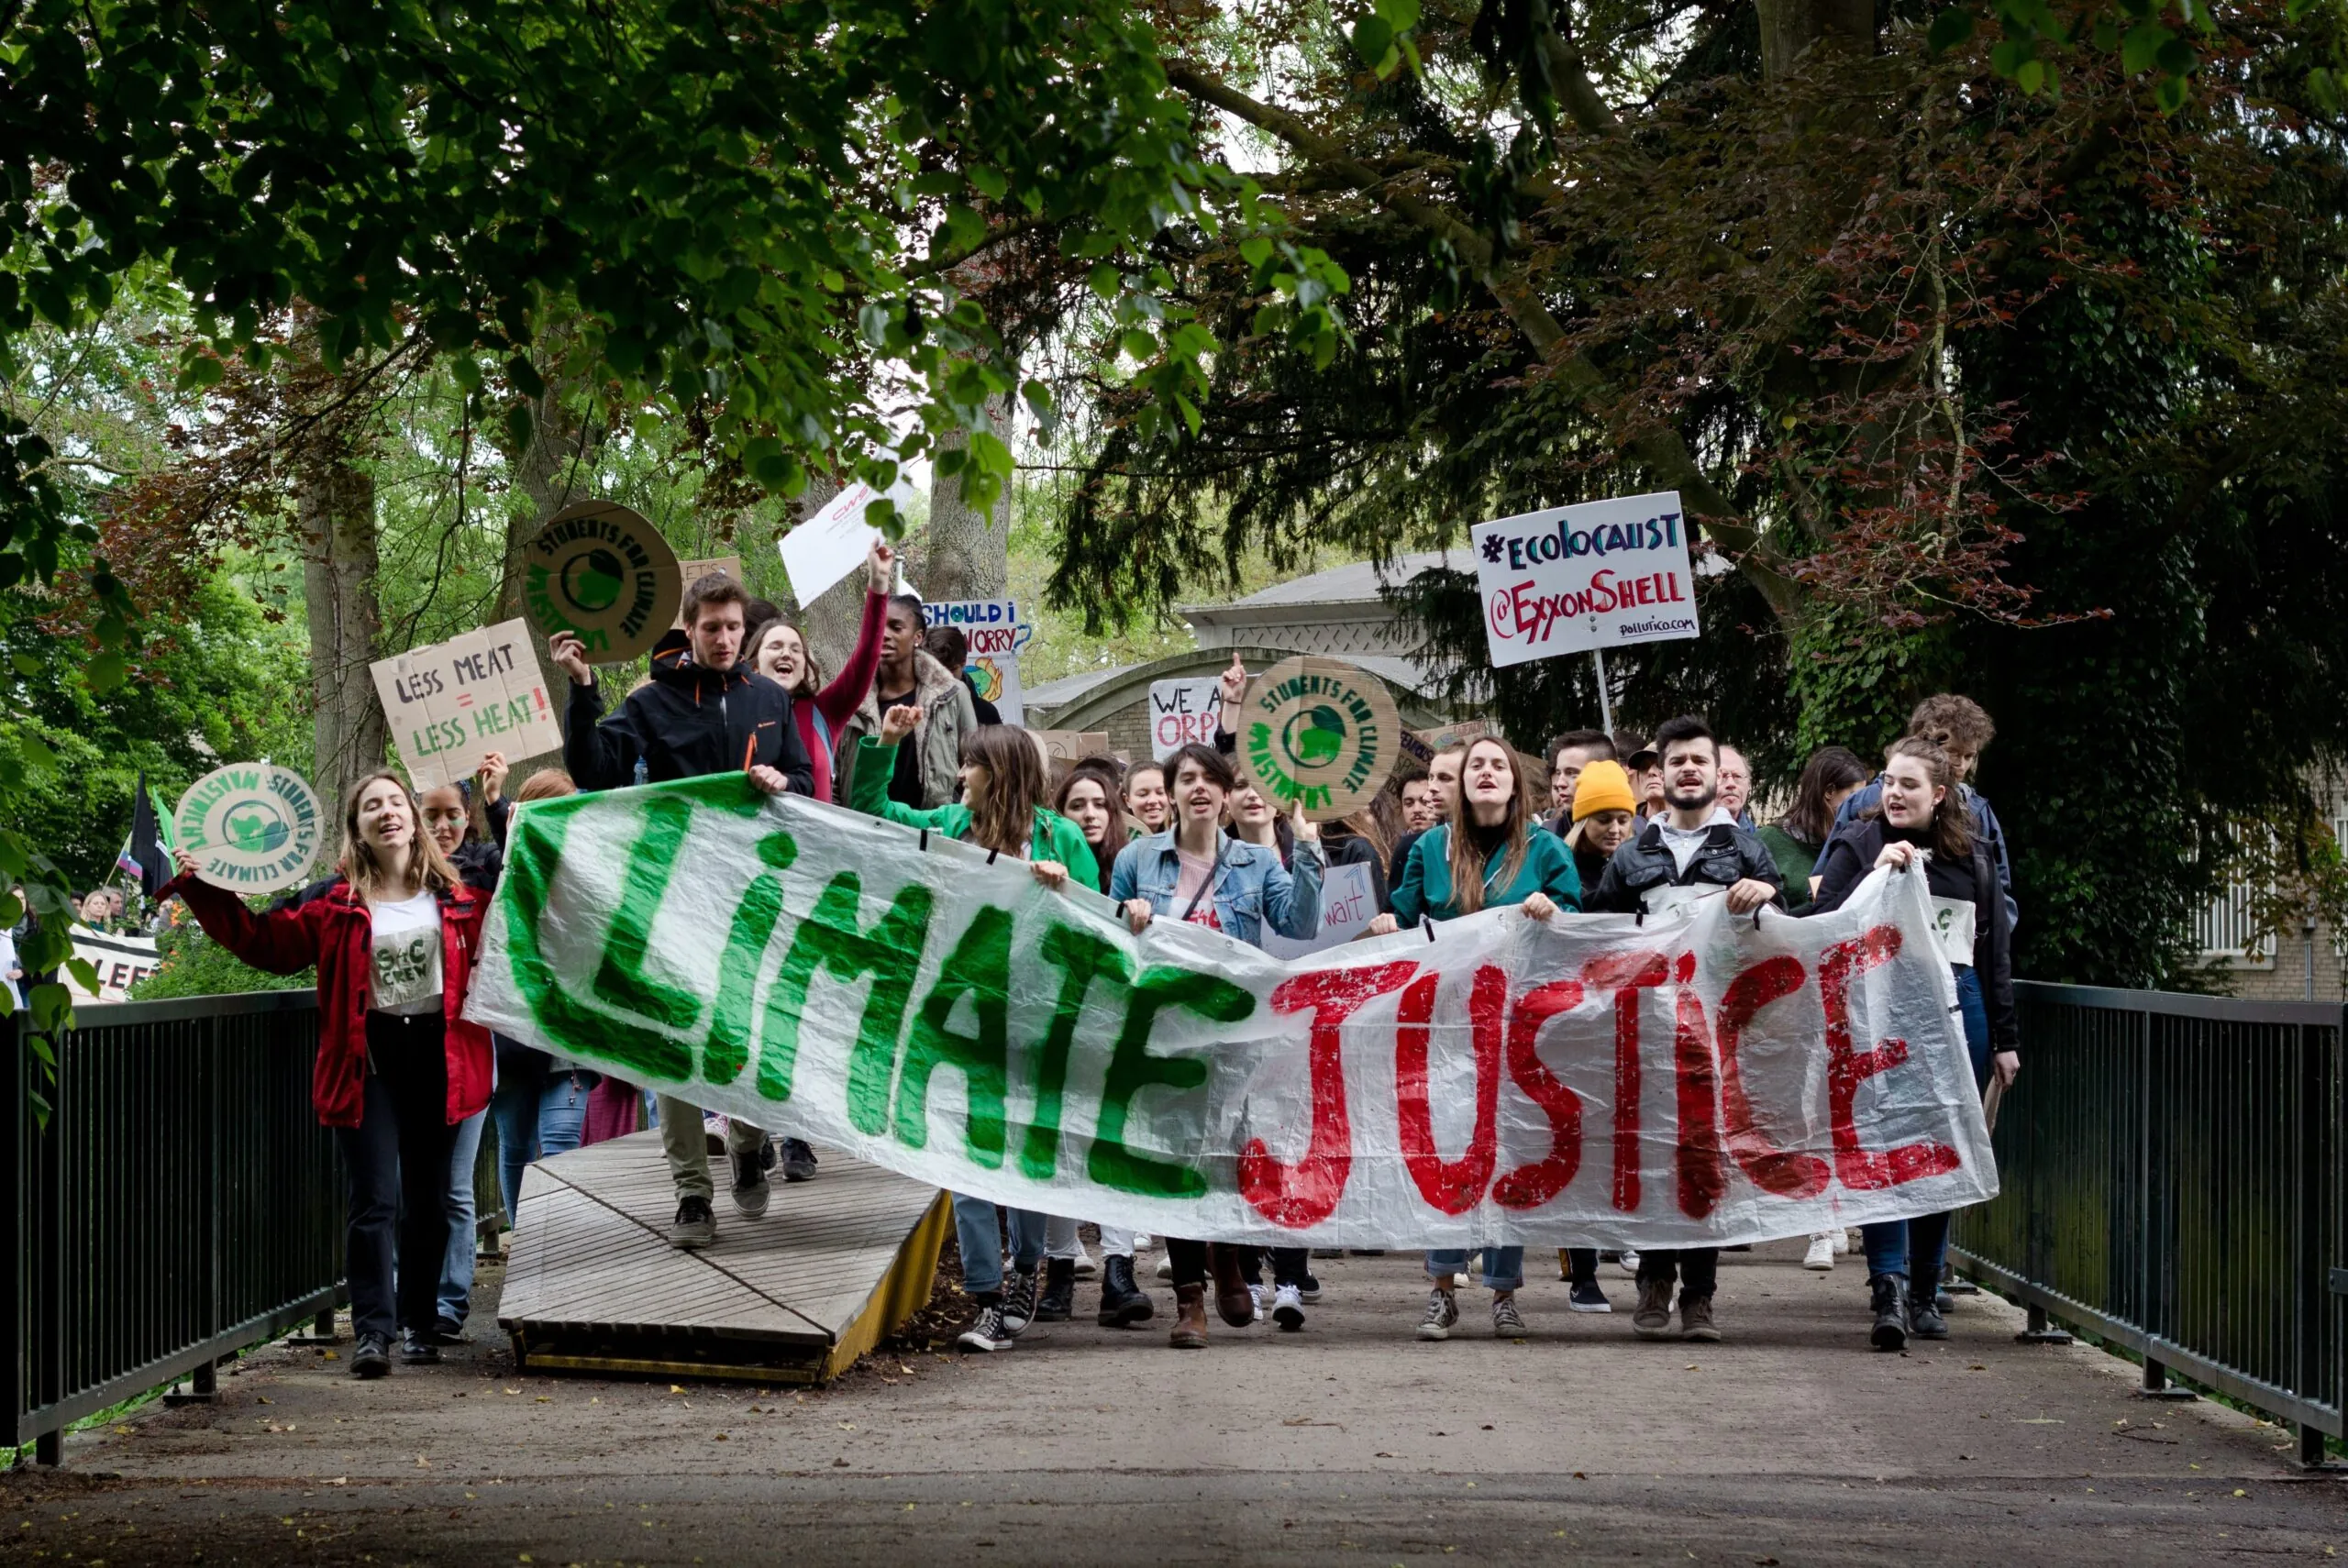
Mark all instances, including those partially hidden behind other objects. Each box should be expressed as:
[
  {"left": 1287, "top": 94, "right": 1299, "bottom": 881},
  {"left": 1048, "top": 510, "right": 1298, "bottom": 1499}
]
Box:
[
  {"left": 521, "top": 501, "right": 682, "bottom": 663},
  {"left": 1235, "top": 656, "right": 1401, "bottom": 821},
  {"left": 1470, "top": 490, "right": 1700, "bottom": 668},
  {"left": 173, "top": 763, "right": 327, "bottom": 894}
]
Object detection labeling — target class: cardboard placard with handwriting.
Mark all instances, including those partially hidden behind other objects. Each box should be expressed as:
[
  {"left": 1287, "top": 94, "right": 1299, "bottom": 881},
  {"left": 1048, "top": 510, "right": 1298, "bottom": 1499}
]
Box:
[{"left": 371, "top": 619, "right": 563, "bottom": 790}]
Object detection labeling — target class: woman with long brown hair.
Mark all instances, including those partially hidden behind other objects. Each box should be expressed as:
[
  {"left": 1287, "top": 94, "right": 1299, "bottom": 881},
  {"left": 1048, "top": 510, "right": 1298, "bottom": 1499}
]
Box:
[{"left": 165, "top": 770, "right": 493, "bottom": 1379}]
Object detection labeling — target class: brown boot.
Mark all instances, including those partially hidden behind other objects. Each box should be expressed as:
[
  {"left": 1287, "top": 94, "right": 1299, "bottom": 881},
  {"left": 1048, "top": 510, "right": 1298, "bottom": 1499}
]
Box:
[
  {"left": 1168, "top": 1283, "right": 1209, "bottom": 1349},
  {"left": 1631, "top": 1278, "right": 1675, "bottom": 1339},
  {"left": 1210, "top": 1244, "right": 1255, "bottom": 1328}
]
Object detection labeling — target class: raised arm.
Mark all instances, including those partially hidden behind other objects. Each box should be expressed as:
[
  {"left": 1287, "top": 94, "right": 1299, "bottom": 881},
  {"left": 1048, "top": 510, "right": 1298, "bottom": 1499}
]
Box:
[
  {"left": 814, "top": 544, "right": 895, "bottom": 730},
  {"left": 166, "top": 858, "right": 327, "bottom": 976}
]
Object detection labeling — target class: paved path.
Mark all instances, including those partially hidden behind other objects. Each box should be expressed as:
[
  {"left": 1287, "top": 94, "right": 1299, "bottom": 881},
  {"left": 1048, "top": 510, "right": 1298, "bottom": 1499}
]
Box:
[{"left": 6, "top": 1240, "right": 2341, "bottom": 1563}]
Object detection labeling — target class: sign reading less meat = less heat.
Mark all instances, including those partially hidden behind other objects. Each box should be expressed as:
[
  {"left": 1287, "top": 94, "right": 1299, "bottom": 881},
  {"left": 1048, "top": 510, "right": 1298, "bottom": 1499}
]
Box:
[{"left": 521, "top": 501, "right": 682, "bottom": 663}]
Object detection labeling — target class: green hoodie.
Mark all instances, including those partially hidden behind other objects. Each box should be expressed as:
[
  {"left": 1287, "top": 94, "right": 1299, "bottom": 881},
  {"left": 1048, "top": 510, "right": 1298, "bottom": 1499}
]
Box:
[{"left": 847, "top": 735, "right": 1100, "bottom": 891}]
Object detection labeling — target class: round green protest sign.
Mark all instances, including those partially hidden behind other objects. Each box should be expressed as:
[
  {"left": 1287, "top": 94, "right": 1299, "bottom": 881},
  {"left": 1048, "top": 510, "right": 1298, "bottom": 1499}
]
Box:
[
  {"left": 173, "top": 763, "right": 327, "bottom": 894},
  {"left": 521, "top": 501, "right": 682, "bottom": 662},
  {"left": 1234, "top": 656, "right": 1401, "bottom": 821}
]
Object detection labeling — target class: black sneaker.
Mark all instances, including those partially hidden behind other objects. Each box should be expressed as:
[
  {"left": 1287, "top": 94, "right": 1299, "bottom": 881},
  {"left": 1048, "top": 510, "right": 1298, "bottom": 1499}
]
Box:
[
  {"left": 400, "top": 1331, "right": 440, "bottom": 1364},
  {"left": 670, "top": 1194, "right": 716, "bottom": 1249},
  {"left": 730, "top": 1151, "right": 770, "bottom": 1218},
  {"left": 958, "top": 1303, "right": 1013, "bottom": 1353},
  {"left": 426, "top": 1317, "right": 467, "bottom": 1346},
  {"left": 781, "top": 1138, "right": 819, "bottom": 1182},
  {"left": 1298, "top": 1273, "right": 1323, "bottom": 1304},
  {"left": 1000, "top": 1269, "right": 1040, "bottom": 1337},
  {"left": 1567, "top": 1279, "right": 1613, "bottom": 1313},
  {"left": 351, "top": 1332, "right": 393, "bottom": 1378}
]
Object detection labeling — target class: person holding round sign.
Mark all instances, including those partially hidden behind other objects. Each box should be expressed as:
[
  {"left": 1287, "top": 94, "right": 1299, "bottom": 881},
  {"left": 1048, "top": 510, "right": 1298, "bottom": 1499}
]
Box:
[
  {"left": 163, "top": 770, "right": 492, "bottom": 1381},
  {"left": 1363, "top": 735, "right": 1579, "bottom": 1344},
  {"left": 1810, "top": 735, "right": 2019, "bottom": 1354}
]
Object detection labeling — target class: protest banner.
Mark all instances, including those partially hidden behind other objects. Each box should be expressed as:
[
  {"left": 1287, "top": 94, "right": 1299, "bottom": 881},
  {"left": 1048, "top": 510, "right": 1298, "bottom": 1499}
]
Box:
[
  {"left": 65, "top": 925, "right": 158, "bottom": 1003},
  {"left": 1232, "top": 657, "right": 1401, "bottom": 821},
  {"left": 777, "top": 483, "right": 879, "bottom": 605},
  {"left": 521, "top": 501, "right": 682, "bottom": 662},
  {"left": 1147, "top": 677, "right": 1222, "bottom": 761},
  {"left": 1471, "top": 490, "right": 1700, "bottom": 669},
  {"left": 467, "top": 775, "right": 1997, "bottom": 1248},
  {"left": 371, "top": 619, "right": 563, "bottom": 790},
  {"left": 673, "top": 556, "right": 745, "bottom": 626},
  {"left": 1261, "top": 861, "right": 1380, "bottom": 960},
  {"left": 172, "top": 763, "right": 327, "bottom": 894},
  {"left": 921, "top": 599, "right": 1031, "bottom": 725}
]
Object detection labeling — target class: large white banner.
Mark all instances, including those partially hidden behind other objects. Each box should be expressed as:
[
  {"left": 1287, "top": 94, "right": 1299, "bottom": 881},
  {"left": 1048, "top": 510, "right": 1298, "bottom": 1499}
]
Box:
[
  {"left": 1471, "top": 490, "right": 1700, "bottom": 668},
  {"left": 466, "top": 776, "right": 1995, "bottom": 1246}
]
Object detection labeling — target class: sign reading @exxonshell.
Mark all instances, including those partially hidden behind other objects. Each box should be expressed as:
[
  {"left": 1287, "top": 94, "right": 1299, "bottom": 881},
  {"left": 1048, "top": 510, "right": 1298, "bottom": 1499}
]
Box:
[
  {"left": 522, "top": 501, "right": 681, "bottom": 662},
  {"left": 1235, "top": 657, "right": 1401, "bottom": 820},
  {"left": 172, "top": 763, "right": 326, "bottom": 894}
]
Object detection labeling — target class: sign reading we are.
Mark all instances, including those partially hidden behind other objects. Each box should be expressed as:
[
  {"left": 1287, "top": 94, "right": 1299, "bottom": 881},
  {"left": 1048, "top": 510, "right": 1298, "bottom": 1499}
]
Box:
[{"left": 371, "top": 619, "right": 563, "bottom": 790}]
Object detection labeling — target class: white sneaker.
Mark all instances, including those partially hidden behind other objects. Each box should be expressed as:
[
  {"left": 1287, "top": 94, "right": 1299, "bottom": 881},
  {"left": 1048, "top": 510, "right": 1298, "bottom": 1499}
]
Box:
[
  {"left": 1617, "top": 1249, "right": 1642, "bottom": 1277},
  {"left": 1271, "top": 1283, "right": 1305, "bottom": 1331},
  {"left": 1417, "top": 1287, "right": 1459, "bottom": 1341},
  {"left": 1836, "top": 1229, "right": 1855, "bottom": 1254},
  {"left": 1248, "top": 1283, "right": 1268, "bottom": 1322},
  {"left": 1803, "top": 1233, "right": 1836, "bottom": 1271},
  {"left": 1073, "top": 1244, "right": 1099, "bottom": 1279},
  {"left": 1156, "top": 1255, "right": 1173, "bottom": 1280},
  {"left": 1132, "top": 1233, "right": 1154, "bottom": 1250}
]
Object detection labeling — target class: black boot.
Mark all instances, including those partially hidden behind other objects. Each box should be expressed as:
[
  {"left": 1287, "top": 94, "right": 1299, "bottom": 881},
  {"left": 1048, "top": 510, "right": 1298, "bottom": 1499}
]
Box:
[
  {"left": 1868, "top": 1272, "right": 1909, "bottom": 1353},
  {"left": 1034, "top": 1255, "right": 1076, "bottom": 1322},
  {"left": 1907, "top": 1285, "right": 1949, "bottom": 1340},
  {"left": 1097, "top": 1253, "right": 1154, "bottom": 1327}
]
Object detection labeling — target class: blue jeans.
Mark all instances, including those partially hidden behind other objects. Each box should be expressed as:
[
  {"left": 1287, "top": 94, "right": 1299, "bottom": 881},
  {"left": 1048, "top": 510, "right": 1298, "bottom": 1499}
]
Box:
[
  {"left": 1426, "top": 1245, "right": 1525, "bottom": 1292},
  {"left": 436, "top": 1109, "right": 487, "bottom": 1329},
  {"left": 953, "top": 1193, "right": 1047, "bottom": 1300},
  {"left": 490, "top": 1064, "right": 593, "bottom": 1221},
  {"left": 1863, "top": 966, "right": 1993, "bottom": 1283}
]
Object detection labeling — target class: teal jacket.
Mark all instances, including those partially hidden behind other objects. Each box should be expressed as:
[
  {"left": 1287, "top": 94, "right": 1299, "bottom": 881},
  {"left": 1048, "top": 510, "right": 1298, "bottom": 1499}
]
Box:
[
  {"left": 847, "top": 735, "right": 1100, "bottom": 891},
  {"left": 1391, "top": 823, "right": 1582, "bottom": 926}
]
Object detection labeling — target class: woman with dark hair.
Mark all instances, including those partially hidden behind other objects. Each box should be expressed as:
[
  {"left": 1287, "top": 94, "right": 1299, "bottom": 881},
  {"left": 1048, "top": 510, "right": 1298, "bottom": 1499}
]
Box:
[
  {"left": 740, "top": 539, "right": 894, "bottom": 806},
  {"left": 850, "top": 709, "right": 1096, "bottom": 1354},
  {"left": 1757, "top": 745, "right": 1870, "bottom": 915},
  {"left": 1811, "top": 736, "right": 2020, "bottom": 1353},
  {"left": 1367, "top": 736, "right": 1579, "bottom": 1341},
  {"left": 1052, "top": 756, "right": 1130, "bottom": 891},
  {"left": 1110, "top": 741, "right": 1324, "bottom": 1347},
  {"left": 164, "top": 771, "right": 492, "bottom": 1378}
]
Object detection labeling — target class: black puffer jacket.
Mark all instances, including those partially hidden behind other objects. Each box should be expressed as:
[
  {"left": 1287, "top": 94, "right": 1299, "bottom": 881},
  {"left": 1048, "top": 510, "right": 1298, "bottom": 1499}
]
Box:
[
  {"left": 564, "top": 645, "right": 814, "bottom": 794},
  {"left": 1583, "top": 817, "right": 1784, "bottom": 914}
]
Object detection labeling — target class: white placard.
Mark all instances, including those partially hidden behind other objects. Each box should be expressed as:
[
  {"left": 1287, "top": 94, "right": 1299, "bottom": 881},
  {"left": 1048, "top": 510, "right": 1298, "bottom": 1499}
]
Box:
[
  {"left": 1261, "top": 861, "right": 1381, "bottom": 959},
  {"left": 777, "top": 483, "right": 880, "bottom": 606},
  {"left": 1146, "top": 678, "right": 1223, "bottom": 762},
  {"left": 922, "top": 599, "right": 1030, "bottom": 726},
  {"left": 66, "top": 925, "right": 159, "bottom": 1004},
  {"left": 371, "top": 619, "right": 564, "bottom": 790},
  {"left": 1470, "top": 490, "right": 1700, "bottom": 668}
]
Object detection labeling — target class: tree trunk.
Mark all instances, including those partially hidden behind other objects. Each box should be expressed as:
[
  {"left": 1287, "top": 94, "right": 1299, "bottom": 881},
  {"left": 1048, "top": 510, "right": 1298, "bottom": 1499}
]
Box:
[
  {"left": 500, "top": 373, "right": 586, "bottom": 722},
  {"left": 295, "top": 424, "right": 385, "bottom": 810},
  {"left": 922, "top": 392, "right": 1013, "bottom": 602},
  {"left": 1755, "top": 0, "right": 1876, "bottom": 80}
]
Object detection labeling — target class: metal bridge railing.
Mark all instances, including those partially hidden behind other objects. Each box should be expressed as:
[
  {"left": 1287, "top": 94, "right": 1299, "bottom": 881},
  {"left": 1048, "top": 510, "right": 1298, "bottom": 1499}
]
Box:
[{"left": 1950, "top": 980, "right": 2343, "bottom": 1464}]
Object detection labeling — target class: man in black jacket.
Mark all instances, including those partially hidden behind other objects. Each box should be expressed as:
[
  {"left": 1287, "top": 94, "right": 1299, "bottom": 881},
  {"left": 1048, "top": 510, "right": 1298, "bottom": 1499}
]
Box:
[
  {"left": 1583, "top": 714, "right": 1781, "bottom": 1344},
  {"left": 552, "top": 571, "right": 814, "bottom": 1250}
]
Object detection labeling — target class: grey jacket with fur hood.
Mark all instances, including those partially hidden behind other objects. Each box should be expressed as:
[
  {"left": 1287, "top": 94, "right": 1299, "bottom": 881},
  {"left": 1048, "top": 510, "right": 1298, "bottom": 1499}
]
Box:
[{"left": 835, "top": 648, "right": 980, "bottom": 811}]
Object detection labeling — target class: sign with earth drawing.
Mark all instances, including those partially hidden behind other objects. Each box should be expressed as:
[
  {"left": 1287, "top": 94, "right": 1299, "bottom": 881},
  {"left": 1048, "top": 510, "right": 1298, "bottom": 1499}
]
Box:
[
  {"left": 521, "top": 501, "right": 683, "bottom": 662},
  {"left": 1234, "top": 656, "right": 1401, "bottom": 821},
  {"left": 172, "top": 763, "right": 327, "bottom": 894}
]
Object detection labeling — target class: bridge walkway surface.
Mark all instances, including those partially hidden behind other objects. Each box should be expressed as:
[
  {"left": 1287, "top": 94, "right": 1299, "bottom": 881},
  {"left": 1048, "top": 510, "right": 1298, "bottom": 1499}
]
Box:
[{"left": 5, "top": 1236, "right": 2341, "bottom": 1564}]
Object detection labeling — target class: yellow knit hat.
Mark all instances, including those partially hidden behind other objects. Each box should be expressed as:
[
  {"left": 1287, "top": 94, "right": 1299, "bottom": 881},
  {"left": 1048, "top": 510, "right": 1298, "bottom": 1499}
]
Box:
[{"left": 1571, "top": 759, "right": 1637, "bottom": 822}]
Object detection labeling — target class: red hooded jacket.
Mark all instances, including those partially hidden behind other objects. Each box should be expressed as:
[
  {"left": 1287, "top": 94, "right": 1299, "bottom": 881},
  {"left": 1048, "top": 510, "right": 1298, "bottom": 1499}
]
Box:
[{"left": 166, "top": 872, "right": 493, "bottom": 1129}]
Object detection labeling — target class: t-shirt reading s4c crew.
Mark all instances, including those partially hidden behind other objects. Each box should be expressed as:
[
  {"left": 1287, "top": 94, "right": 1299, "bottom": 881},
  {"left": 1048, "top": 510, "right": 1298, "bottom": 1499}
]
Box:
[{"left": 369, "top": 890, "right": 445, "bottom": 1015}]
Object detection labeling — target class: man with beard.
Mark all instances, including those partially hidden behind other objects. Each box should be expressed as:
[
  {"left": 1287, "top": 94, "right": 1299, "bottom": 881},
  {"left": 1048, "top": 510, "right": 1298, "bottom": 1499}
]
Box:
[{"left": 1583, "top": 714, "right": 1782, "bottom": 1343}]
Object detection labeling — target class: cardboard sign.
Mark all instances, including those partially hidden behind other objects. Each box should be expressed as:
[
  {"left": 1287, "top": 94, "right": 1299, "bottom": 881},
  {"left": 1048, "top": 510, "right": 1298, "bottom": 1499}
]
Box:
[
  {"left": 1260, "top": 861, "right": 1381, "bottom": 959},
  {"left": 521, "top": 501, "right": 682, "bottom": 662},
  {"left": 673, "top": 556, "right": 746, "bottom": 626},
  {"left": 1028, "top": 730, "right": 1113, "bottom": 767},
  {"left": 371, "top": 619, "right": 564, "bottom": 790},
  {"left": 777, "top": 483, "right": 879, "bottom": 605},
  {"left": 1470, "top": 490, "right": 1700, "bottom": 668},
  {"left": 173, "top": 763, "right": 327, "bottom": 894},
  {"left": 922, "top": 599, "right": 1031, "bottom": 726},
  {"left": 1232, "top": 657, "right": 1401, "bottom": 821},
  {"left": 66, "top": 925, "right": 158, "bottom": 1004},
  {"left": 1147, "top": 678, "right": 1223, "bottom": 761}
]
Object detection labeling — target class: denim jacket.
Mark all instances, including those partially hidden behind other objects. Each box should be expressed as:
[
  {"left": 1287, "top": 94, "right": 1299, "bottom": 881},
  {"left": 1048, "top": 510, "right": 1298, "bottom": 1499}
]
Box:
[{"left": 1107, "top": 831, "right": 1324, "bottom": 949}]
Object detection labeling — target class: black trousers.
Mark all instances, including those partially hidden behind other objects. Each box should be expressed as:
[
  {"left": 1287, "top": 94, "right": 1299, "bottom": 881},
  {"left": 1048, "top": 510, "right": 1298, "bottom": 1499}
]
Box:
[
  {"left": 333, "top": 1011, "right": 461, "bottom": 1342},
  {"left": 1636, "top": 1247, "right": 1719, "bottom": 1299},
  {"left": 1233, "top": 1246, "right": 1312, "bottom": 1288},
  {"left": 1166, "top": 1238, "right": 1209, "bottom": 1288},
  {"left": 1565, "top": 1247, "right": 1600, "bottom": 1286}
]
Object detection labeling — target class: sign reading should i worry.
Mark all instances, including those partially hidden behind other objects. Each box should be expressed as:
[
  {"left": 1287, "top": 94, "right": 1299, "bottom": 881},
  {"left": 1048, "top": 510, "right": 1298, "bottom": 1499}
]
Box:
[
  {"left": 1471, "top": 491, "right": 1700, "bottom": 668},
  {"left": 371, "top": 619, "right": 564, "bottom": 790}
]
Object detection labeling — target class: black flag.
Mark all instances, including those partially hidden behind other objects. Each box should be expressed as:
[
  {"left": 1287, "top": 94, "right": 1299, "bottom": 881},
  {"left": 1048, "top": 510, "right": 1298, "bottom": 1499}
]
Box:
[{"left": 125, "top": 771, "right": 173, "bottom": 897}]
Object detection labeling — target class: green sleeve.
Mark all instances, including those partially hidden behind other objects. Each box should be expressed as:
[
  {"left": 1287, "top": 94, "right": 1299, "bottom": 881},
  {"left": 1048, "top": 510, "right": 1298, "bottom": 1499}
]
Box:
[
  {"left": 1039, "top": 812, "right": 1102, "bottom": 892},
  {"left": 847, "top": 735, "right": 958, "bottom": 833},
  {"left": 1537, "top": 833, "right": 1583, "bottom": 911}
]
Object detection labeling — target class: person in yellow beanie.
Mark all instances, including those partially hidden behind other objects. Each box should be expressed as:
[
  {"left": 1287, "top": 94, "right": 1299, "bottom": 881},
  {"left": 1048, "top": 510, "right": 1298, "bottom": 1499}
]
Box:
[{"left": 1556, "top": 757, "right": 1644, "bottom": 1310}]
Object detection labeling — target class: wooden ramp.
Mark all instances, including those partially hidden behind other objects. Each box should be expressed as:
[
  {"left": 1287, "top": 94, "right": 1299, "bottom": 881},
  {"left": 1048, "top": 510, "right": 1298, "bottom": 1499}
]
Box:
[{"left": 497, "top": 1131, "right": 948, "bottom": 1385}]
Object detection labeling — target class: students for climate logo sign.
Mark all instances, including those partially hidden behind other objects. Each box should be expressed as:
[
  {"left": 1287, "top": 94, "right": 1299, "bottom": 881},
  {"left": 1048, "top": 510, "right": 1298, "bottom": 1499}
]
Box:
[
  {"left": 1468, "top": 490, "right": 1700, "bottom": 668},
  {"left": 521, "top": 501, "right": 681, "bottom": 663},
  {"left": 1235, "top": 657, "right": 1401, "bottom": 819},
  {"left": 173, "top": 763, "right": 326, "bottom": 893}
]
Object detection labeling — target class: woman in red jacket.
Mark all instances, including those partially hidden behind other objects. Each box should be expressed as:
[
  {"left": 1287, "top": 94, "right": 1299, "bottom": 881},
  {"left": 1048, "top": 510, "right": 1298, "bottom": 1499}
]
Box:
[
  {"left": 166, "top": 770, "right": 493, "bottom": 1379},
  {"left": 740, "top": 540, "right": 894, "bottom": 806}
]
